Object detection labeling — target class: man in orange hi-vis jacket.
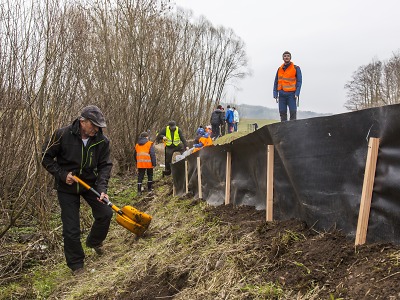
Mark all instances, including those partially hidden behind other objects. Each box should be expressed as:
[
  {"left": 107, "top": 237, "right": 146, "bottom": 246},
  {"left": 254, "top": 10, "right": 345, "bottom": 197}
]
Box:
[
  {"left": 273, "top": 51, "right": 302, "bottom": 122},
  {"left": 134, "top": 132, "right": 156, "bottom": 195}
]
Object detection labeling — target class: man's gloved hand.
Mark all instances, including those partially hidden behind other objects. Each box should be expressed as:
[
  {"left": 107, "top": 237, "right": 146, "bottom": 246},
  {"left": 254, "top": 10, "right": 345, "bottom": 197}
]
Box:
[
  {"left": 162, "top": 136, "right": 167, "bottom": 141},
  {"left": 295, "top": 95, "right": 299, "bottom": 107},
  {"left": 274, "top": 97, "right": 278, "bottom": 103}
]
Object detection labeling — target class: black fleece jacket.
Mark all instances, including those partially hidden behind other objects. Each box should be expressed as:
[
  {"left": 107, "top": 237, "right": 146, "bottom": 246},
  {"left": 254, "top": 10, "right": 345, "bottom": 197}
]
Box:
[{"left": 42, "top": 119, "right": 113, "bottom": 194}]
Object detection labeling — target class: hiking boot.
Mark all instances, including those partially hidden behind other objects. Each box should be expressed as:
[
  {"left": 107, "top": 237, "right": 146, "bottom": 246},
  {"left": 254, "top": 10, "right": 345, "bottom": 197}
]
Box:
[
  {"left": 86, "top": 242, "right": 104, "bottom": 255},
  {"left": 162, "top": 170, "right": 171, "bottom": 176},
  {"left": 72, "top": 267, "right": 84, "bottom": 276},
  {"left": 93, "top": 245, "right": 104, "bottom": 255}
]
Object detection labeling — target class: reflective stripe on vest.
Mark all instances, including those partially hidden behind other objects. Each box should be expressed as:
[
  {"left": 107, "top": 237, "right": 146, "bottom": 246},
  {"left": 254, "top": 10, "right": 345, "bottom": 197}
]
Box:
[
  {"left": 277, "top": 62, "right": 297, "bottom": 92},
  {"left": 135, "top": 141, "right": 153, "bottom": 168},
  {"left": 165, "top": 126, "right": 181, "bottom": 146}
]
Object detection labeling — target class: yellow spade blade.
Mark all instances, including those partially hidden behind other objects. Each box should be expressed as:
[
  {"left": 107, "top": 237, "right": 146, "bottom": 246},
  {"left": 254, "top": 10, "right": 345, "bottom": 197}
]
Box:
[
  {"left": 120, "top": 206, "right": 152, "bottom": 229},
  {"left": 116, "top": 214, "right": 146, "bottom": 236}
]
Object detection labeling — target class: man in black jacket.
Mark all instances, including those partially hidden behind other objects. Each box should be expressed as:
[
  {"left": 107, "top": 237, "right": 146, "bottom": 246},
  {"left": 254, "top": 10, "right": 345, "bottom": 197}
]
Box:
[
  {"left": 42, "top": 105, "right": 113, "bottom": 275},
  {"left": 210, "top": 105, "right": 225, "bottom": 139}
]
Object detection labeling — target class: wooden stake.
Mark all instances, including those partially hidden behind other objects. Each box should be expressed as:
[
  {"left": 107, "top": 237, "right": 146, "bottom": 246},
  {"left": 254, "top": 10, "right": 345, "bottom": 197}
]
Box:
[
  {"left": 185, "top": 160, "right": 189, "bottom": 194},
  {"left": 225, "top": 152, "right": 232, "bottom": 205},
  {"left": 355, "top": 137, "right": 380, "bottom": 246},
  {"left": 197, "top": 156, "right": 202, "bottom": 199},
  {"left": 266, "top": 145, "right": 274, "bottom": 222}
]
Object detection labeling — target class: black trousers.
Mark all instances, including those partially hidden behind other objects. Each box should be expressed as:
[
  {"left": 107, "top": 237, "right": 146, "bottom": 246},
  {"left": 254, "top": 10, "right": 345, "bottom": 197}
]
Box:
[
  {"left": 57, "top": 190, "right": 113, "bottom": 270},
  {"left": 211, "top": 124, "right": 220, "bottom": 139},
  {"left": 165, "top": 144, "right": 184, "bottom": 174},
  {"left": 138, "top": 168, "right": 153, "bottom": 184}
]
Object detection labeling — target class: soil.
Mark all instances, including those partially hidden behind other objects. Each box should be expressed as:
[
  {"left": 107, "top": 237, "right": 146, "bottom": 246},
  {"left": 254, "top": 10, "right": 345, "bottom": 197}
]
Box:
[
  {"left": 124, "top": 200, "right": 400, "bottom": 300},
  {"left": 213, "top": 205, "right": 400, "bottom": 299}
]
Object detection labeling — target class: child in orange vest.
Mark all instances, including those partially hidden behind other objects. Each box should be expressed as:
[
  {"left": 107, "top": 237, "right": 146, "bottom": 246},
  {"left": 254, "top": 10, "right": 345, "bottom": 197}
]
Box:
[
  {"left": 134, "top": 132, "right": 156, "bottom": 195},
  {"left": 193, "top": 128, "right": 213, "bottom": 153}
]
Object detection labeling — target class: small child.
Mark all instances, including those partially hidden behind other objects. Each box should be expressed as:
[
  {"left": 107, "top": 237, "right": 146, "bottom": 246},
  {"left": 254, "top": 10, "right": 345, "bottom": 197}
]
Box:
[
  {"left": 193, "top": 128, "right": 213, "bottom": 153},
  {"left": 134, "top": 132, "right": 156, "bottom": 195}
]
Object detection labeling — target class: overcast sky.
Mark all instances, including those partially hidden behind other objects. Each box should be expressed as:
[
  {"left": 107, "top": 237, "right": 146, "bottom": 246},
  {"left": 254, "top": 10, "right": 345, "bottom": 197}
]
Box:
[{"left": 173, "top": 0, "right": 400, "bottom": 114}]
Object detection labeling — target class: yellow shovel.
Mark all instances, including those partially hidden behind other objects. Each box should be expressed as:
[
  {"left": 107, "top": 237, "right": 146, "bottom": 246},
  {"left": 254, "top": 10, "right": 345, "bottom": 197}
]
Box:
[{"left": 73, "top": 176, "right": 152, "bottom": 236}]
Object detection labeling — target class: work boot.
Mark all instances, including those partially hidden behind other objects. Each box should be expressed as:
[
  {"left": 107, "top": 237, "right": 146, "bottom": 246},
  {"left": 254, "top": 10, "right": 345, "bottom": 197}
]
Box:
[
  {"left": 86, "top": 242, "right": 104, "bottom": 255},
  {"left": 93, "top": 245, "right": 104, "bottom": 255},
  {"left": 72, "top": 267, "right": 84, "bottom": 276},
  {"left": 147, "top": 181, "right": 153, "bottom": 192}
]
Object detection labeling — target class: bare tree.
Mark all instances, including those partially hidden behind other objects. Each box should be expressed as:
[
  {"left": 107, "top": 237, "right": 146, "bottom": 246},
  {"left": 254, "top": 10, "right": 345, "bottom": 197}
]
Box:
[
  {"left": 345, "top": 52, "right": 400, "bottom": 111},
  {"left": 0, "top": 0, "right": 250, "bottom": 243},
  {"left": 381, "top": 52, "right": 400, "bottom": 105}
]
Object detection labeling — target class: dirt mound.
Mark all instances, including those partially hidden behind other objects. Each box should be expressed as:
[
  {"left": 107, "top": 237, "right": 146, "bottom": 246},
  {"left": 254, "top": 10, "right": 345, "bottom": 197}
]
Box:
[
  {"left": 113, "top": 200, "right": 400, "bottom": 299},
  {"left": 204, "top": 204, "right": 400, "bottom": 299}
]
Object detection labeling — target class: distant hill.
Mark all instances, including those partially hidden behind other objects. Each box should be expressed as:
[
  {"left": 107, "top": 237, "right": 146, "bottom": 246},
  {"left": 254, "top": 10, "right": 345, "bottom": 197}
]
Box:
[{"left": 236, "top": 104, "right": 331, "bottom": 120}]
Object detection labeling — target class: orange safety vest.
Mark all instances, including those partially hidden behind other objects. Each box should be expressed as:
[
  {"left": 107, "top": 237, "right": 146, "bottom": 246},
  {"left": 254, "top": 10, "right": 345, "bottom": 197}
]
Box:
[
  {"left": 277, "top": 62, "right": 297, "bottom": 92},
  {"left": 193, "top": 136, "right": 213, "bottom": 153},
  {"left": 135, "top": 141, "right": 153, "bottom": 169},
  {"left": 199, "top": 136, "right": 213, "bottom": 147}
]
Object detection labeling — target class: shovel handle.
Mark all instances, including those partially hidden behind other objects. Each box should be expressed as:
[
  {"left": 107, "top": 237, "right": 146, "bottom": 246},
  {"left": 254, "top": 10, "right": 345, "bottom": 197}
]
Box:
[
  {"left": 73, "top": 175, "right": 101, "bottom": 198},
  {"left": 73, "top": 176, "right": 91, "bottom": 190},
  {"left": 72, "top": 175, "right": 122, "bottom": 214}
]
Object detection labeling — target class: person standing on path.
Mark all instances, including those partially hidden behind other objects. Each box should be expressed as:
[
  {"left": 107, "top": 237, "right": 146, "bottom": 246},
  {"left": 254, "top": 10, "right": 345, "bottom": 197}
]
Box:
[
  {"left": 134, "top": 132, "right": 156, "bottom": 195},
  {"left": 273, "top": 51, "right": 302, "bottom": 121},
  {"left": 210, "top": 104, "right": 225, "bottom": 139},
  {"left": 42, "top": 105, "right": 113, "bottom": 275},
  {"left": 156, "top": 120, "right": 188, "bottom": 176},
  {"left": 233, "top": 107, "right": 240, "bottom": 132},
  {"left": 225, "top": 105, "right": 235, "bottom": 134}
]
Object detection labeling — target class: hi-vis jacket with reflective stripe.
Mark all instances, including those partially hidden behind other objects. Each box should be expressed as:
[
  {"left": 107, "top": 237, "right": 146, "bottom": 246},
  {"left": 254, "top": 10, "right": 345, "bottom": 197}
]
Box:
[
  {"left": 273, "top": 62, "right": 302, "bottom": 99},
  {"left": 277, "top": 62, "right": 297, "bottom": 92},
  {"left": 165, "top": 126, "right": 181, "bottom": 146},
  {"left": 135, "top": 141, "right": 154, "bottom": 169}
]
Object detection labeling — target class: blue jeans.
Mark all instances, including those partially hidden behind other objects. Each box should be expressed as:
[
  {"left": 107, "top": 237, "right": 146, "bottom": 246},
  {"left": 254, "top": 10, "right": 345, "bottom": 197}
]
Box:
[{"left": 278, "top": 92, "right": 297, "bottom": 121}]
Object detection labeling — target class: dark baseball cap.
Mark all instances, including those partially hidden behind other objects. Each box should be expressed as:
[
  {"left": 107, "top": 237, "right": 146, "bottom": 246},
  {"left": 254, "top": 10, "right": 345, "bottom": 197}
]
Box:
[{"left": 81, "top": 105, "right": 107, "bottom": 128}]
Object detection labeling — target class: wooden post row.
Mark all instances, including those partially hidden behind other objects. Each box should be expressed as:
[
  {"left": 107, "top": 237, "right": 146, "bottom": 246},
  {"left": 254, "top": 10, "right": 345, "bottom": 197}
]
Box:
[
  {"left": 185, "top": 160, "right": 189, "bottom": 194},
  {"left": 266, "top": 145, "right": 274, "bottom": 222},
  {"left": 225, "top": 152, "right": 231, "bottom": 205},
  {"left": 197, "top": 157, "right": 202, "bottom": 199},
  {"left": 355, "top": 137, "right": 380, "bottom": 246}
]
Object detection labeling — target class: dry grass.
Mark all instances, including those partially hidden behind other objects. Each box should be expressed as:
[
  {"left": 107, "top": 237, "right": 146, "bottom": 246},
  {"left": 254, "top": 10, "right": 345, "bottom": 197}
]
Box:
[{"left": 0, "top": 175, "right": 294, "bottom": 299}]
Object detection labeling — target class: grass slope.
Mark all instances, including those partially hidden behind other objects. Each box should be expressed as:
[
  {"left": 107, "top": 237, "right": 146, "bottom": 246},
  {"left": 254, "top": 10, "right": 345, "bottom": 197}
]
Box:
[
  {"left": 1, "top": 125, "right": 400, "bottom": 299},
  {"left": 1, "top": 174, "right": 400, "bottom": 299}
]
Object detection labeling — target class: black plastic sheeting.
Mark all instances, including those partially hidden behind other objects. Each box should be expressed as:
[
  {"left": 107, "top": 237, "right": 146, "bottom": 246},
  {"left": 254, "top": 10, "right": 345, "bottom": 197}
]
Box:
[{"left": 171, "top": 104, "right": 400, "bottom": 244}]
